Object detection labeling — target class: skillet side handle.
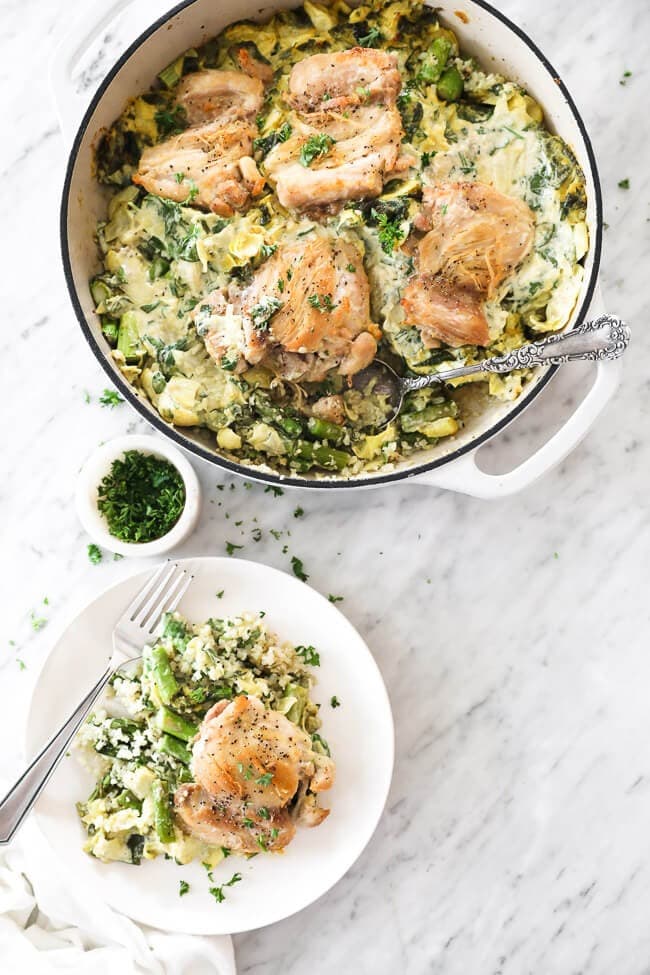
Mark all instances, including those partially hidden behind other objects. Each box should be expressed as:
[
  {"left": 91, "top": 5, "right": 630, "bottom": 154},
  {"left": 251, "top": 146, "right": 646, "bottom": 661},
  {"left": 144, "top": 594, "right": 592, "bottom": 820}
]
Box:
[
  {"left": 412, "top": 355, "right": 622, "bottom": 499},
  {"left": 48, "top": 0, "right": 137, "bottom": 140}
]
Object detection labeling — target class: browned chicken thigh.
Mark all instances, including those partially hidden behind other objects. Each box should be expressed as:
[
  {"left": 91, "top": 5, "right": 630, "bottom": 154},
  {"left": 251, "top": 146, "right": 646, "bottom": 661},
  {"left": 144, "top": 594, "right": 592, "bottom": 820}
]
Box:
[
  {"left": 402, "top": 181, "right": 535, "bottom": 347},
  {"left": 174, "top": 696, "right": 335, "bottom": 854},
  {"left": 197, "top": 233, "right": 381, "bottom": 380},
  {"left": 265, "top": 48, "right": 406, "bottom": 212},
  {"left": 133, "top": 69, "right": 265, "bottom": 215}
]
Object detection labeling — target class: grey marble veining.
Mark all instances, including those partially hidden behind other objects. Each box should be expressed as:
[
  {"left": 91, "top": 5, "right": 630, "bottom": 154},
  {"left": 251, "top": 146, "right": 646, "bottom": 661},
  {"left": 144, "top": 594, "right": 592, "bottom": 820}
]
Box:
[{"left": 1, "top": 0, "right": 649, "bottom": 972}]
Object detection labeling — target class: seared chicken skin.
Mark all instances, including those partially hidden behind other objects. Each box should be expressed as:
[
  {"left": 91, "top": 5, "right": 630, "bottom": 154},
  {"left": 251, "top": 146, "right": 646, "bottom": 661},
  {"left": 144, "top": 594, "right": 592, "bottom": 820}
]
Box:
[
  {"left": 198, "top": 233, "right": 381, "bottom": 381},
  {"left": 174, "top": 696, "right": 335, "bottom": 853},
  {"left": 134, "top": 69, "right": 265, "bottom": 215},
  {"left": 265, "top": 49, "right": 405, "bottom": 212},
  {"left": 402, "top": 181, "right": 535, "bottom": 347}
]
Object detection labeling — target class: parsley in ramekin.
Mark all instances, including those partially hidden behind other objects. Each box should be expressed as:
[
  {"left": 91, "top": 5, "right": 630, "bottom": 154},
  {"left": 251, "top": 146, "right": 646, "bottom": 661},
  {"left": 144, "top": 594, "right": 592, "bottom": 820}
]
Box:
[{"left": 97, "top": 450, "right": 185, "bottom": 543}]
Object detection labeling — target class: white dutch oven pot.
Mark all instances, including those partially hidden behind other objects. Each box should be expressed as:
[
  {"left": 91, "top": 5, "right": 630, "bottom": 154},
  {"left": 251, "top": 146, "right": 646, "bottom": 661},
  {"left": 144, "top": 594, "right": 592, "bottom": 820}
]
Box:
[{"left": 53, "top": 0, "right": 619, "bottom": 497}]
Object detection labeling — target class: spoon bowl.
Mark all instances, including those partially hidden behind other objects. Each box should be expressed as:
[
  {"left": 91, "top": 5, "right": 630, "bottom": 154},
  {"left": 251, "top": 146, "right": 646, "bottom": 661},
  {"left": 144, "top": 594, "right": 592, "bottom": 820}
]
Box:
[{"left": 352, "top": 314, "right": 629, "bottom": 428}]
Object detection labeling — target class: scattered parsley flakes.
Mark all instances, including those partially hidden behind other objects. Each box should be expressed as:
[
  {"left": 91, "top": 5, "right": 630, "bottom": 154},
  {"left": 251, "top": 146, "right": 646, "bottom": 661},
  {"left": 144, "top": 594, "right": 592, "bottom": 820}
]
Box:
[
  {"left": 87, "top": 543, "right": 103, "bottom": 565},
  {"left": 251, "top": 527, "right": 263, "bottom": 542},
  {"left": 30, "top": 612, "right": 47, "bottom": 632},
  {"left": 209, "top": 872, "right": 243, "bottom": 904},
  {"left": 357, "top": 26, "right": 382, "bottom": 46},
  {"left": 293, "top": 506, "right": 304, "bottom": 518},
  {"left": 311, "top": 732, "right": 331, "bottom": 756},
  {"left": 296, "top": 644, "right": 320, "bottom": 666},
  {"left": 179, "top": 879, "right": 190, "bottom": 896},
  {"left": 225, "top": 541, "right": 244, "bottom": 556},
  {"left": 618, "top": 178, "right": 630, "bottom": 189},
  {"left": 307, "top": 293, "right": 337, "bottom": 312},
  {"left": 237, "top": 762, "right": 254, "bottom": 780},
  {"left": 99, "top": 388, "right": 124, "bottom": 408},
  {"left": 291, "top": 556, "right": 309, "bottom": 582},
  {"left": 216, "top": 589, "right": 224, "bottom": 599},
  {"left": 619, "top": 70, "right": 632, "bottom": 85},
  {"left": 258, "top": 806, "right": 270, "bottom": 820},
  {"left": 328, "top": 594, "right": 343, "bottom": 603},
  {"left": 330, "top": 696, "right": 341, "bottom": 708},
  {"left": 221, "top": 846, "right": 231, "bottom": 858},
  {"left": 83, "top": 390, "right": 91, "bottom": 404},
  {"left": 256, "top": 772, "right": 273, "bottom": 786},
  {"left": 257, "top": 836, "right": 268, "bottom": 852},
  {"left": 264, "top": 485, "right": 284, "bottom": 497},
  {"left": 270, "top": 529, "right": 283, "bottom": 540},
  {"left": 174, "top": 172, "right": 185, "bottom": 183},
  {"left": 300, "top": 133, "right": 335, "bottom": 167},
  {"left": 16, "top": 659, "right": 26, "bottom": 671},
  {"left": 346, "top": 263, "right": 356, "bottom": 272},
  {"left": 553, "top": 551, "right": 559, "bottom": 560}
]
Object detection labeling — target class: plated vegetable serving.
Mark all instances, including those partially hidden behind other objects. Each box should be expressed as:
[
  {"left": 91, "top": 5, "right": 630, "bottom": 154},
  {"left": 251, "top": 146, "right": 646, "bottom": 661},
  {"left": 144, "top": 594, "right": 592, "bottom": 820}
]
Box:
[
  {"left": 76, "top": 611, "right": 334, "bottom": 868},
  {"left": 90, "top": 0, "right": 588, "bottom": 477}
]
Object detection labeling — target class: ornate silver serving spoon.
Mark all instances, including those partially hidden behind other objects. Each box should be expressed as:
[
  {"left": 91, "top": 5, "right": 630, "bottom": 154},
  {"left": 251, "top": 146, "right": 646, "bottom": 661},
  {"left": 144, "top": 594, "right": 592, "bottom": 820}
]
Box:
[{"left": 353, "top": 314, "right": 630, "bottom": 425}]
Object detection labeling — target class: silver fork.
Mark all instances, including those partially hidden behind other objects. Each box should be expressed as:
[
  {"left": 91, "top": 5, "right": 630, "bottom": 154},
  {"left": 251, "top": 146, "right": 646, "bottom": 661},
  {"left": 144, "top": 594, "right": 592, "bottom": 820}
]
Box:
[{"left": 0, "top": 561, "right": 193, "bottom": 845}]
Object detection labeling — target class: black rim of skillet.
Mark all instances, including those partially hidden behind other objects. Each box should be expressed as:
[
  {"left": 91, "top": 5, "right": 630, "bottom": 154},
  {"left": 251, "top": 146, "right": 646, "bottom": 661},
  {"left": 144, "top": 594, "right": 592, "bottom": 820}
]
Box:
[{"left": 60, "top": 0, "right": 603, "bottom": 490}]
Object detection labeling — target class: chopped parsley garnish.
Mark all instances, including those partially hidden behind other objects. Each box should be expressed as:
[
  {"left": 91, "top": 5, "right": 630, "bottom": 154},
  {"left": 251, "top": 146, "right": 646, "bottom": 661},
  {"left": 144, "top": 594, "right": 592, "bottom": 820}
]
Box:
[
  {"left": 307, "top": 293, "right": 337, "bottom": 312},
  {"left": 291, "top": 556, "right": 309, "bottom": 582},
  {"left": 216, "top": 590, "right": 224, "bottom": 599},
  {"left": 357, "top": 26, "right": 383, "bottom": 47},
  {"left": 356, "top": 85, "right": 371, "bottom": 99},
  {"left": 251, "top": 527, "right": 262, "bottom": 542},
  {"left": 242, "top": 817, "right": 255, "bottom": 828},
  {"left": 16, "top": 659, "right": 26, "bottom": 671},
  {"left": 330, "top": 696, "right": 341, "bottom": 708},
  {"left": 250, "top": 296, "right": 283, "bottom": 332},
  {"left": 97, "top": 451, "right": 185, "bottom": 543},
  {"left": 226, "top": 541, "right": 244, "bottom": 556},
  {"left": 256, "top": 772, "right": 274, "bottom": 786},
  {"left": 99, "top": 388, "right": 124, "bottom": 408},
  {"left": 179, "top": 879, "right": 190, "bottom": 896},
  {"left": 293, "top": 506, "right": 304, "bottom": 518},
  {"left": 258, "top": 806, "right": 270, "bottom": 820},
  {"left": 257, "top": 836, "right": 268, "bottom": 851},
  {"left": 209, "top": 872, "right": 242, "bottom": 904},
  {"left": 619, "top": 70, "right": 632, "bottom": 85},
  {"left": 237, "top": 762, "right": 254, "bottom": 780},
  {"left": 296, "top": 644, "right": 320, "bottom": 666},
  {"left": 270, "top": 828, "right": 279, "bottom": 840},
  {"left": 618, "top": 178, "right": 630, "bottom": 189},
  {"left": 346, "top": 263, "right": 356, "bottom": 272},
  {"left": 264, "top": 485, "right": 284, "bottom": 497},
  {"left": 30, "top": 612, "right": 47, "bottom": 631},
  {"left": 299, "top": 134, "right": 335, "bottom": 167},
  {"left": 328, "top": 594, "right": 344, "bottom": 603},
  {"left": 87, "top": 543, "right": 103, "bottom": 564},
  {"left": 373, "top": 210, "right": 405, "bottom": 254},
  {"left": 174, "top": 172, "right": 185, "bottom": 184},
  {"left": 83, "top": 389, "right": 91, "bottom": 404},
  {"left": 421, "top": 151, "right": 432, "bottom": 168},
  {"left": 154, "top": 104, "right": 188, "bottom": 137}
]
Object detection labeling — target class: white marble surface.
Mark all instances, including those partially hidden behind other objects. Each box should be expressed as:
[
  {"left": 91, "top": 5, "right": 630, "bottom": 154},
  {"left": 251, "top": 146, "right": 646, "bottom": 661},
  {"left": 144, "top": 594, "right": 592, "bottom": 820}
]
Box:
[{"left": 2, "top": 0, "right": 649, "bottom": 971}]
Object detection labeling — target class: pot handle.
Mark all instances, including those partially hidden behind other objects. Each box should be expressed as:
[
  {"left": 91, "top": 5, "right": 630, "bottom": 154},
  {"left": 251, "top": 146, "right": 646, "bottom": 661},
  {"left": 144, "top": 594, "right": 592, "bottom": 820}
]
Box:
[
  {"left": 412, "top": 352, "right": 622, "bottom": 498},
  {"left": 49, "top": 0, "right": 138, "bottom": 139}
]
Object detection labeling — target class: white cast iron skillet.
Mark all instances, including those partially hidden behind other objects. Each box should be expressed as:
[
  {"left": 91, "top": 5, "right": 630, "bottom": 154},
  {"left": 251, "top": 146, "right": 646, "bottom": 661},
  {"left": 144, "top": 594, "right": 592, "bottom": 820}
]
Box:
[{"left": 53, "top": 0, "right": 616, "bottom": 497}]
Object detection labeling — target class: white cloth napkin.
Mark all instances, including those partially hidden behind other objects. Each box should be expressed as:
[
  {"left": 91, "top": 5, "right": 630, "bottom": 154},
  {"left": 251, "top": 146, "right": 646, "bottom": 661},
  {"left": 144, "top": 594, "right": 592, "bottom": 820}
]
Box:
[{"left": 0, "top": 819, "right": 236, "bottom": 975}]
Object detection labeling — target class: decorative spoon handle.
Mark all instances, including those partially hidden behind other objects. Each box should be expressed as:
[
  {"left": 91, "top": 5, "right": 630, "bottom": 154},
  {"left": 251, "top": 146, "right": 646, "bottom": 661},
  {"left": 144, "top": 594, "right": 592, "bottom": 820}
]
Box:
[{"left": 402, "top": 315, "right": 630, "bottom": 389}]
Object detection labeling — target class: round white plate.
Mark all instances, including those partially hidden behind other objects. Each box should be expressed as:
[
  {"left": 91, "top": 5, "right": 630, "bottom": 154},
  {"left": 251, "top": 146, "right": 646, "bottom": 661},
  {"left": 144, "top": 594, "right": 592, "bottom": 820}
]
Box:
[{"left": 27, "top": 557, "right": 394, "bottom": 934}]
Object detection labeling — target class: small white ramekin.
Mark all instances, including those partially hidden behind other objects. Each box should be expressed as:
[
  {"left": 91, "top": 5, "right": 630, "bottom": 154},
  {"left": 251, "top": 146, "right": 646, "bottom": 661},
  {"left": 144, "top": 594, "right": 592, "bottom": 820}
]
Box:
[{"left": 75, "top": 434, "right": 202, "bottom": 557}]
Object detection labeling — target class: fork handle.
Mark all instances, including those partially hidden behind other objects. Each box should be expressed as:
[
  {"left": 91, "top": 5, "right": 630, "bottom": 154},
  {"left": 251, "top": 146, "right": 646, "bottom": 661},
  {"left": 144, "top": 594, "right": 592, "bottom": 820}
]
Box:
[
  {"left": 0, "top": 665, "right": 113, "bottom": 845},
  {"left": 402, "top": 315, "right": 630, "bottom": 388}
]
